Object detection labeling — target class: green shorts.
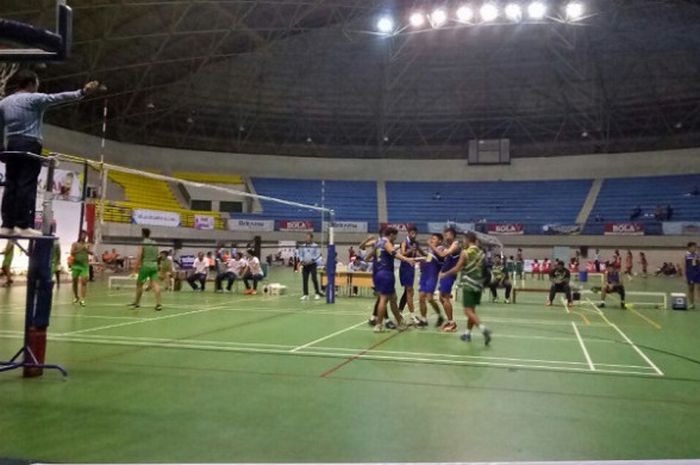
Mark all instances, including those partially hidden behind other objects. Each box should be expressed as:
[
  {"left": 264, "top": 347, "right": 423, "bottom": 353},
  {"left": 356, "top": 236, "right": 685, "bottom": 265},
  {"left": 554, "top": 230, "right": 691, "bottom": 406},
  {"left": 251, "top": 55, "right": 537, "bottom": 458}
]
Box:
[
  {"left": 138, "top": 263, "right": 159, "bottom": 284},
  {"left": 71, "top": 263, "right": 89, "bottom": 279},
  {"left": 462, "top": 288, "right": 482, "bottom": 308}
]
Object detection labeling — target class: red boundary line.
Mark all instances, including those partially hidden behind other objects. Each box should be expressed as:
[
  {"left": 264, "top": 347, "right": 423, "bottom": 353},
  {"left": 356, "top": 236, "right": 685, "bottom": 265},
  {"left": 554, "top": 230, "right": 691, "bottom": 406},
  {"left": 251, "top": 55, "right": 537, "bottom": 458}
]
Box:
[{"left": 319, "top": 331, "right": 401, "bottom": 378}]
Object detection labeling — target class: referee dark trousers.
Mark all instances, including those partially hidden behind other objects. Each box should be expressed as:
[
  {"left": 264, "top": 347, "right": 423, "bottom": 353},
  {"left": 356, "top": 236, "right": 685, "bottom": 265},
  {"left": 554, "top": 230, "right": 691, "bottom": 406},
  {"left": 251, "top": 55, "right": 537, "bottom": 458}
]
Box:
[
  {"left": 302, "top": 262, "right": 321, "bottom": 296},
  {"left": 1, "top": 136, "right": 43, "bottom": 230}
]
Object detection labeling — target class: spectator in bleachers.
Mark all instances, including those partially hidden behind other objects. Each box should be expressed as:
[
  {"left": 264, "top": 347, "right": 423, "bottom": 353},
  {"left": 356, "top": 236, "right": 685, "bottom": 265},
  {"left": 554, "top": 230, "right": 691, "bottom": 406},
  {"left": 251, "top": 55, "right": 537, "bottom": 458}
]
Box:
[
  {"left": 215, "top": 252, "right": 245, "bottom": 293},
  {"left": 666, "top": 204, "right": 673, "bottom": 221},
  {"left": 187, "top": 252, "right": 208, "bottom": 291},
  {"left": 629, "top": 206, "right": 642, "bottom": 221},
  {"left": 547, "top": 260, "right": 573, "bottom": 308},
  {"left": 242, "top": 249, "right": 264, "bottom": 295}
]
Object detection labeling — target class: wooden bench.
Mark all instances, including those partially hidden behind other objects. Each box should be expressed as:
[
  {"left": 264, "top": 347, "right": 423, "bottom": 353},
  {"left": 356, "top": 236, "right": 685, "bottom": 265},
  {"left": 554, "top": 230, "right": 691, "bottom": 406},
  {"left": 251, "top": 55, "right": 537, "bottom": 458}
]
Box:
[{"left": 511, "top": 287, "right": 549, "bottom": 304}]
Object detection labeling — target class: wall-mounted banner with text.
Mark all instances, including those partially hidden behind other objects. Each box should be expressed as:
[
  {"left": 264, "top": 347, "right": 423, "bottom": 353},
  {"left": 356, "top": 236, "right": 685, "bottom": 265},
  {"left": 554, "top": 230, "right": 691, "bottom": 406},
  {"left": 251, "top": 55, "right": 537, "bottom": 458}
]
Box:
[{"left": 132, "top": 209, "right": 181, "bottom": 227}]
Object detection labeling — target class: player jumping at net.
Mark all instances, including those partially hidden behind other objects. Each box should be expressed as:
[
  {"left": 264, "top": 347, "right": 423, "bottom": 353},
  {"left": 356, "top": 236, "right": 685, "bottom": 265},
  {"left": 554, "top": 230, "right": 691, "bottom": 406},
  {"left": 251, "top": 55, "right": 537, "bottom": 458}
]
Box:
[
  {"left": 128, "top": 228, "right": 163, "bottom": 311},
  {"left": 547, "top": 259, "right": 573, "bottom": 308},
  {"left": 417, "top": 233, "right": 445, "bottom": 328},
  {"left": 440, "top": 231, "right": 492, "bottom": 345},
  {"left": 432, "top": 227, "right": 462, "bottom": 332},
  {"left": 596, "top": 262, "right": 626, "bottom": 309},
  {"left": 398, "top": 225, "right": 422, "bottom": 325},
  {"left": 70, "top": 230, "right": 91, "bottom": 307},
  {"left": 372, "top": 226, "right": 415, "bottom": 333}
]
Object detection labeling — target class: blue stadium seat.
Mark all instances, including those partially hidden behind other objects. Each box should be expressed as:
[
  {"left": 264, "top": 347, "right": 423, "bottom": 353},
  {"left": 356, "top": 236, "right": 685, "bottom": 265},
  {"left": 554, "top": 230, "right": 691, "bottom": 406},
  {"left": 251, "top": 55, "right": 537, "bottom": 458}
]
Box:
[
  {"left": 589, "top": 175, "right": 700, "bottom": 223},
  {"left": 250, "top": 178, "right": 378, "bottom": 231},
  {"left": 386, "top": 180, "right": 592, "bottom": 225}
]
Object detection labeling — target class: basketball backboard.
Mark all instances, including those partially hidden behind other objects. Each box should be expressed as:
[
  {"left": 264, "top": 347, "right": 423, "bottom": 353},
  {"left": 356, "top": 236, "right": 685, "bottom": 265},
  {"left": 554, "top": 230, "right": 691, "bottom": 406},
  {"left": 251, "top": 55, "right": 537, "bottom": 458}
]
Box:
[{"left": 0, "top": 0, "right": 72, "bottom": 62}]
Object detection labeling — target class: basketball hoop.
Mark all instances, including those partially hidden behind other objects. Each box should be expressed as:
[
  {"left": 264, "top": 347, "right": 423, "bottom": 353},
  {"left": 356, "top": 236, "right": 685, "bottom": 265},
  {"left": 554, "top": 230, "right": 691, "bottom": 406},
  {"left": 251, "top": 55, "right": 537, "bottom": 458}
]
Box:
[{"left": 0, "top": 62, "right": 18, "bottom": 98}]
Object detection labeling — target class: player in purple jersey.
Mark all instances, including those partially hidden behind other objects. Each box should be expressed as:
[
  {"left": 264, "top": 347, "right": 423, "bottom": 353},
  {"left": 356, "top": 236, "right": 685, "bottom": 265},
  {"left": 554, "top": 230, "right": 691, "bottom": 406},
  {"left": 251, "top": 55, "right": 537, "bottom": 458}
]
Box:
[
  {"left": 685, "top": 242, "right": 700, "bottom": 310},
  {"left": 431, "top": 227, "right": 462, "bottom": 332},
  {"left": 417, "top": 233, "right": 445, "bottom": 328},
  {"left": 598, "top": 262, "right": 626, "bottom": 309},
  {"left": 398, "top": 225, "right": 423, "bottom": 325},
  {"left": 373, "top": 226, "right": 415, "bottom": 332}
]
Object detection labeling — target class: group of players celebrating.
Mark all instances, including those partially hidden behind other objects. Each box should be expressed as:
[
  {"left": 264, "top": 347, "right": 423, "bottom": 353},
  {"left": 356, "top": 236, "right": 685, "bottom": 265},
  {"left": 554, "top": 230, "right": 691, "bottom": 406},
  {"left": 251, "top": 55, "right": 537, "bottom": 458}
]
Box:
[{"left": 361, "top": 226, "right": 492, "bottom": 345}]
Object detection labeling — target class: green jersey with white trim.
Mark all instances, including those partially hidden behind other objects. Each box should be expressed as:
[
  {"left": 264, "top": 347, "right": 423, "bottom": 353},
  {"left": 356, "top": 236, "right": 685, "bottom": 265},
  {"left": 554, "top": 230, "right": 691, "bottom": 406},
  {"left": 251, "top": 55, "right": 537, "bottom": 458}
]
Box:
[{"left": 458, "top": 245, "right": 485, "bottom": 292}]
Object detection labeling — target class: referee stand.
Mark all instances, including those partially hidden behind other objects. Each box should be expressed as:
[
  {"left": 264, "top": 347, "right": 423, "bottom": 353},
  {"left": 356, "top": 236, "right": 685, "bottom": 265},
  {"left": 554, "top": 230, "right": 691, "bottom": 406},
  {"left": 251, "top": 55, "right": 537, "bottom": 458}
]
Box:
[{"left": 0, "top": 151, "right": 67, "bottom": 378}]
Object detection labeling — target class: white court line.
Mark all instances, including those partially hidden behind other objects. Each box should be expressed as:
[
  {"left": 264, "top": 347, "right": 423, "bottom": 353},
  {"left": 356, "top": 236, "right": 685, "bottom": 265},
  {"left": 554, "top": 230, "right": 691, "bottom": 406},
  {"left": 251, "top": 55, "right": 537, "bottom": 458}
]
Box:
[
  {"left": 586, "top": 298, "right": 664, "bottom": 376},
  {"left": 0, "top": 311, "right": 143, "bottom": 321},
  {"left": 290, "top": 321, "right": 367, "bottom": 352},
  {"left": 0, "top": 333, "right": 655, "bottom": 377},
  {"left": 560, "top": 296, "right": 571, "bottom": 314},
  {"left": 62, "top": 303, "right": 230, "bottom": 336},
  {"left": 571, "top": 321, "right": 595, "bottom": 371}
]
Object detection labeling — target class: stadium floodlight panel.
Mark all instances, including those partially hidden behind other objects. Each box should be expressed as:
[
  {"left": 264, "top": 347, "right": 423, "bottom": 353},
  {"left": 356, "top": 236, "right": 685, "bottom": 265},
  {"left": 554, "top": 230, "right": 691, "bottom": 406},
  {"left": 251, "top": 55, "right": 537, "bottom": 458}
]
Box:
[
  {"left": 480, "top": 3, "right": 499, "bottom": 22},
  {"left": 456, "top": 5, "right": 474, "bottom": 23},
  {"left": 376, "top": 16, "right": 395, "bottom": 33},
  {"left": 527, "top": 1, "right": 547, "bottom": 19},
  {"left": 409, "top": 12, "right": 426, "bottom": 27},
  {"left": 430, "top": 8, "right": 448, "bottom": 28},
  {"left": 505, "top": 4, "right": 523, "bottom": 21},
  {"left": 565, "top": 2, "right": 584, "bottom": 20}
]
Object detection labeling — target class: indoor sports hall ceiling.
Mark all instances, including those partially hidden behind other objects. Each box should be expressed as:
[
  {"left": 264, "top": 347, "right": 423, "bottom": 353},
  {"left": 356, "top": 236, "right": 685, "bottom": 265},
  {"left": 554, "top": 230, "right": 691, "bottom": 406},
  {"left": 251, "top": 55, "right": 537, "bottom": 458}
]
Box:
[{"left": 2, "top": 0, "right": 700, "bottom": 159}]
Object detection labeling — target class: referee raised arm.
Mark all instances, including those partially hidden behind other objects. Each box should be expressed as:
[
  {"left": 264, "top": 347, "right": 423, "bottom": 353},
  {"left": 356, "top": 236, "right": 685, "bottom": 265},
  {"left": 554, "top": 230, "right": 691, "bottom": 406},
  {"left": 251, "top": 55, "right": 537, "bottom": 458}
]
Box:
[
  {"left": 298, "top": 233, "right": 324, "bottom": 301},
  {"left": 0, "top": 69, "right": 100, "bottom": 236}
]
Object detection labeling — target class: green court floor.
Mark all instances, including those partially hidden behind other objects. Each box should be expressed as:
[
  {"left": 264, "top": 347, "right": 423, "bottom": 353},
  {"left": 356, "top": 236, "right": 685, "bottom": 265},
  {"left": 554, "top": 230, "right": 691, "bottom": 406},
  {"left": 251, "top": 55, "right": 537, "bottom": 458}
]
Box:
[{"left": 1, "top": 268, "right": 699, "bottom": 463}]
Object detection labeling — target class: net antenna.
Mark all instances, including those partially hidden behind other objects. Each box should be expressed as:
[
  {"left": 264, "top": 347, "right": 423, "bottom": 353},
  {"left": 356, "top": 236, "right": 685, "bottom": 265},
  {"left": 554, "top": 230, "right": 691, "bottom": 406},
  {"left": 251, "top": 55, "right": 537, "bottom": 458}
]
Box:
[{"left": 0, "top": 0, "right": 73, "bottom": 62}]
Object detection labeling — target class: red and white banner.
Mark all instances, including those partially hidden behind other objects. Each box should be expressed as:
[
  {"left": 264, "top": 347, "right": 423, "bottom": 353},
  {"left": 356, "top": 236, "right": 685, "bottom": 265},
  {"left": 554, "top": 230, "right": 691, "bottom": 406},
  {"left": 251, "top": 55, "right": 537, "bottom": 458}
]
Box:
[
  {"left": 194, "top": 215, "right": 215, "bottom": 230},
  {"left": 380, "top": 223, "right": 415, "bottom": 233},
  {"left": 604, "top": 223, "right": 645, "bottom": 236},
  {"left": 487, "top": 223, "right": 524, "bottom": 235},
  {"left": 278, "top": 220, "right": 314, "bottom": 232}
]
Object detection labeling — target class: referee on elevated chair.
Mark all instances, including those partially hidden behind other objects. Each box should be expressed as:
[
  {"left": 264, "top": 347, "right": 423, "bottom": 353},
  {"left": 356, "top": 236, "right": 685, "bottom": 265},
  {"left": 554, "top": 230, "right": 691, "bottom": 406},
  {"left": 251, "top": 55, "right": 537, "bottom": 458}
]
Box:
[
  {"left": 0, "top": 69, "right": 99, "bottom": 236},
  {"left": 298, "top": 233, "right": 324, "bottom": 301}
]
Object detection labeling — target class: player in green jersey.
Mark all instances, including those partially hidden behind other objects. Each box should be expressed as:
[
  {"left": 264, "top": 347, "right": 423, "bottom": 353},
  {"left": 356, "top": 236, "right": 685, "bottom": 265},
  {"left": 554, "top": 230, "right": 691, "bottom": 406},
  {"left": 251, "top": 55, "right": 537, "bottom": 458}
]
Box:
[{"left": 128, "top": 228, "right": 163, "bottom": 311}]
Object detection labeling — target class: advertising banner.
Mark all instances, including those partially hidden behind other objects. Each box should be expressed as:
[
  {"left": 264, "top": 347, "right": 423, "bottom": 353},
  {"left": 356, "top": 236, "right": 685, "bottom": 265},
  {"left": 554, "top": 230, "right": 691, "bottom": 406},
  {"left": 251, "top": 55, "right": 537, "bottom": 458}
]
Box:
[
  {"left": 427, "top": 222, "right": 476, "bottom": 234},
  {"left": 278, "top": 220, "right": 314, "bottom": 232},
  {"left": 487, "top": 223, "right": 524, "bottom": 235},
  {"left": 604, "top": 223, "right": 644, "bottom": 236},
  {"left": 662, "top": 222, "right": 700, "bottom": 235},
  {"left": 380, "top": 223, "right": 415, "bottom": 233},
  {"left": 323, "top": 221, "right": 368, "bottom": 233},
  {"left": 132, "top": 209, "right": 181, "bottom": 227},
  {"left": 194, "top": 215, "right": 215, "bottom": 230},
  {"left": 226, "top": 218, "right": 274, "bottom": 232},
  {"left": 542, "top": 224, "right": 582, "bottom": 235}
]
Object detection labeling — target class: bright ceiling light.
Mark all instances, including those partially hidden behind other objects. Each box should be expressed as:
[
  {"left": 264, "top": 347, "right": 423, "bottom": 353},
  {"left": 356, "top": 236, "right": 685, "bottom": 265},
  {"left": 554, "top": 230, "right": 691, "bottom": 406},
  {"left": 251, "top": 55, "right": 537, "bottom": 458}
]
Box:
[
  {"left": 409, "top": 12, "right": 425, "bottom": 27},
  {"left": 480, "top": 3, "right": 499, "bottom": 22},
  {"left": 430, "top": 8, "right": 448, "bottom": 28},
  {"left": 456, "top": 5, "right": 474, "bottom": 23},
  {"left": 527, "top": 2, "right": 547, "bottom": 19},
  {"left": 565, "top": 2, "right": 584, "bottom": 21},
  {"left": 505, "top": 4, "right": 523, "bottom": 21},
  {"left": 376, "top": 16, "right": 394, "bottom": 33}
]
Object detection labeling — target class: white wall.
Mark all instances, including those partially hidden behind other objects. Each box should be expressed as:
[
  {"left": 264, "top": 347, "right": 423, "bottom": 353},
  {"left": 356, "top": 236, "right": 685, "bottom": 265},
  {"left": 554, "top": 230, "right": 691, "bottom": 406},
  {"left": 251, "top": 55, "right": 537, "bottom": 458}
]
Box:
[{"left": 44, "top": 124, "right": 700, "bottom": 182}]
